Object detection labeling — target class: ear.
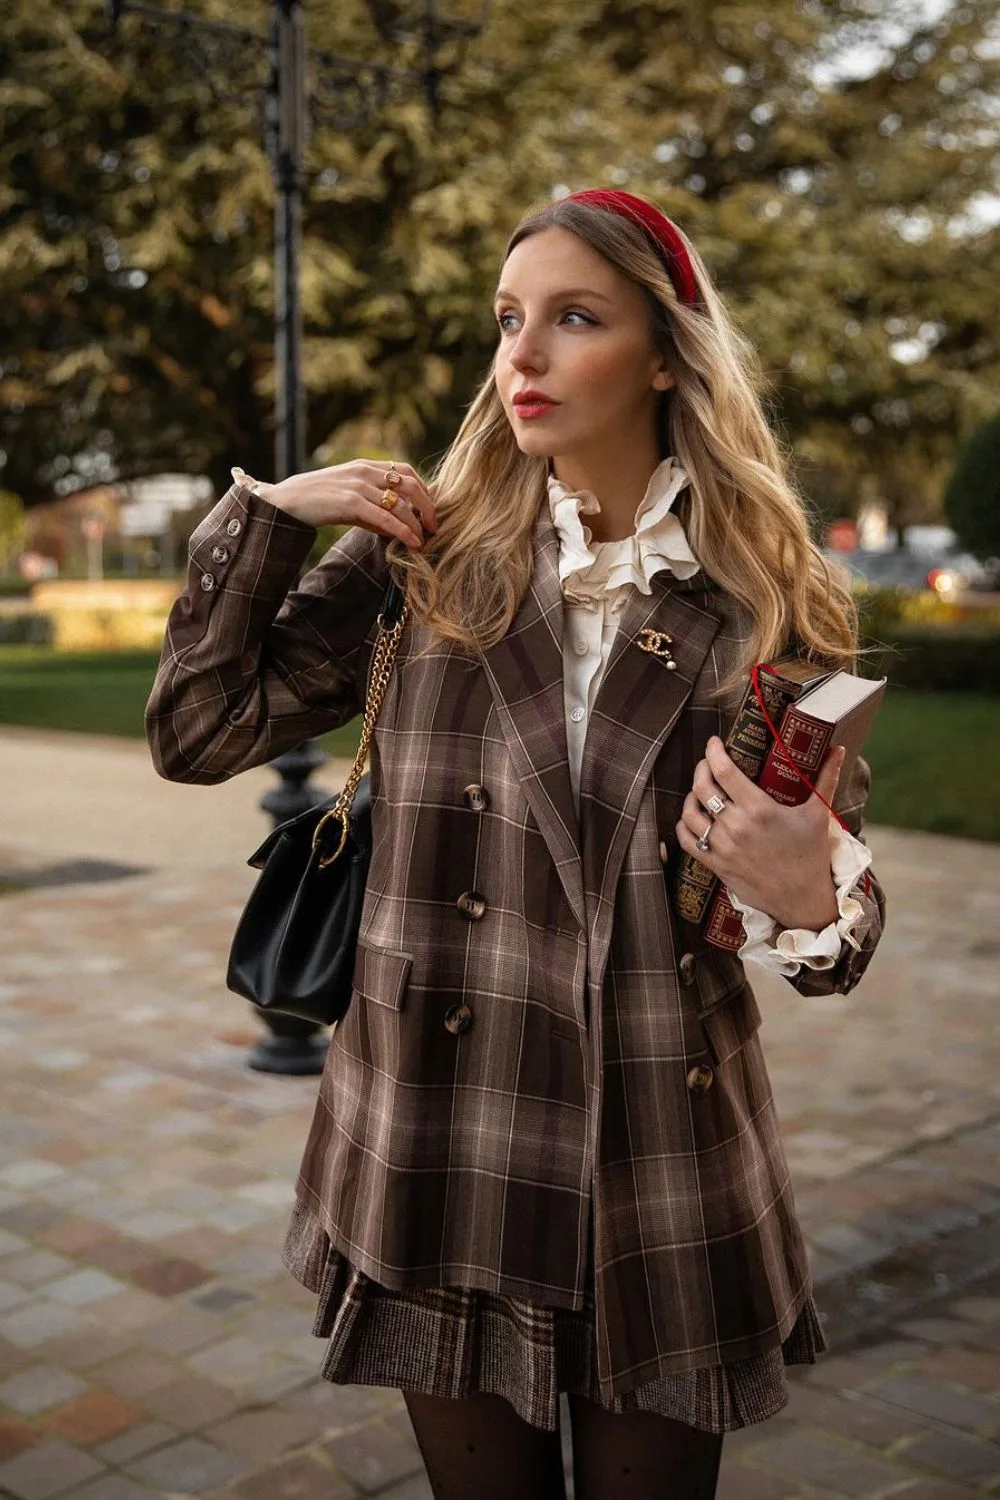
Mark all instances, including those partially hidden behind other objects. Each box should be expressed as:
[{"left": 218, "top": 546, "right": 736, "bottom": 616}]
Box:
[{"left": 651, "top": 365, "right": 675, "bottom": 392}]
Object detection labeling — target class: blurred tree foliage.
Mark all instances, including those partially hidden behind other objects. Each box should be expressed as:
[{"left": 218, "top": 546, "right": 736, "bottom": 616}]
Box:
[
  {"left": 943, "top": 411, "right": 1000, "bottom": 558},
  {"left": 0, "top": 0, "right": 997, "bottom": 525}
]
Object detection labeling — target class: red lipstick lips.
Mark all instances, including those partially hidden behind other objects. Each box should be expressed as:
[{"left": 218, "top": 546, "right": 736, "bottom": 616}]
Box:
[{"left": 513, "top": 390, "right": 559, "bottom": 420}]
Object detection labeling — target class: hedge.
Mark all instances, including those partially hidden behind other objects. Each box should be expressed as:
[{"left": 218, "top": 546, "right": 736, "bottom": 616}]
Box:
[
  {"left": 861, "top": 625, "right": 1000, "bottom": 692},
  {"left": 0, "top": 613, "right": 53, "bottom": 646}
]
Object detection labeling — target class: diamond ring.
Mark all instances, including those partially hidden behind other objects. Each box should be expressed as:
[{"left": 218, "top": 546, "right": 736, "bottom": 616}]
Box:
[{"left": 705, "top": 794, "right": 727, "bottom": 818}]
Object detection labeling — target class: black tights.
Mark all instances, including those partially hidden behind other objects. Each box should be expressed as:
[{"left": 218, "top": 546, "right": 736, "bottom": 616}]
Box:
[{"left": 403, "top": 1389, "right": 724, "bottom": 1500}]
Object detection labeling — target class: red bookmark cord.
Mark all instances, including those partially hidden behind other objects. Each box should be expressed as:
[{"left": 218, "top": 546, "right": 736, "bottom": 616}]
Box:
[{"left": 749, "top": 663, "right": 872, "bottom": 898}]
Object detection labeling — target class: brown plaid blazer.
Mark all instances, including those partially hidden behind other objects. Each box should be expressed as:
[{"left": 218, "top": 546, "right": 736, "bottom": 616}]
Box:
[{"left": 147, "top": 479, "right": 885, "bottom": 1400}]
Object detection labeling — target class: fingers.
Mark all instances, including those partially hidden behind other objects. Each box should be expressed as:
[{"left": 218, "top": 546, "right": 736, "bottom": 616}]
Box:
[
  {"left": 358, "top": 485, "right": 426, "bottom": 549},
  {"left": 705, "top": 737, "right": 765, "bottom": 809},
  {"left": 676, "top": 793, "right": 722, "bottom": 871},
  {"left": 692, "top": 757, "right": 729, "bottom": 816},
  {"left": 365, "top": 461, "right": 437, "bottom": 534},
  {"left": 811, "top": 743, "right": 847, "bottom": 807}
]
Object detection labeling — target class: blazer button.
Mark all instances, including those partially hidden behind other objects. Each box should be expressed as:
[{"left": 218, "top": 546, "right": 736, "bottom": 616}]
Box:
[
  {"left": 678, "top": 952, "right": 697, "bottom": 986},
  {"left": 456, "top": 891, "right": 487, "bottom": 920},
  {"left": 658, "top": 839, "right": 669, "bottom": 864},
  {"left": 445, "top": 1002, "right": 474, "bottom": 1036},
  {"left": 463, "top": 783, "right": 490, "bottom": 812},
  {"left": 200, "top": 572, "right": 216, "bottom": 592},
  {"left": 226, "top": 517, "right": 242, "bottom": 536},
  {"left": 686, "top": 1063, "right": 714, "bottom": 1095},
  {"left": 211, "top": 544, "right": 230, "bottom": 564}
]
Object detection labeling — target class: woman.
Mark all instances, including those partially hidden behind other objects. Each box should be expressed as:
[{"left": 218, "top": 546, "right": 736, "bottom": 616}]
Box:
[{"left": 147, "top": 189, "right": 885, "bottom": 1499}]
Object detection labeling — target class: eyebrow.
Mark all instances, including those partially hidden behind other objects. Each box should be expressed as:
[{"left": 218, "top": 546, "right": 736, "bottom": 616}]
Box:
[{"left": 493, "top": 286, "right": 614, "bottom": 307}]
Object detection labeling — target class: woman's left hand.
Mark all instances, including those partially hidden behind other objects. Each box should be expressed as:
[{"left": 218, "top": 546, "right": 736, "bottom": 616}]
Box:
[{"left": 676, "top": 736, "right": 846, "bottom": 932}]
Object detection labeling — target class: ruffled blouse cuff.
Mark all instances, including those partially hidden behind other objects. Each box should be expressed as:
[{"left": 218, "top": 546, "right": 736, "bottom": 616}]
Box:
[{"left": 729, "top": 819, "right": 873, "bottom": 977}]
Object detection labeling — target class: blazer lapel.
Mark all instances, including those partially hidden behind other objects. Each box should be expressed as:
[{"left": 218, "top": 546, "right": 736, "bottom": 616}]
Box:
[
  {"left": 578, "top": 571, "right": 722, "bottom": 978},
  {"left": 481, "top": 502, "right": 586, "bottom": 932}
]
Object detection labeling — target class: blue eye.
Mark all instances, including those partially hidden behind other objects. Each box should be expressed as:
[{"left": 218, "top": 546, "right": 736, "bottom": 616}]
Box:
[
  {"left": 497, "top": 312, "right": 518, "bottom": 333},
  {"left": 562, "top": 310, "right": 596, "bottom": 326}
]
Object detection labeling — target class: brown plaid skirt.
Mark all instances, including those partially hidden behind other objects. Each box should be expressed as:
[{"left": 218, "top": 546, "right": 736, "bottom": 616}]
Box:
[{"left": 282, "top": 1201, "right": 827, "bottom": 1433}]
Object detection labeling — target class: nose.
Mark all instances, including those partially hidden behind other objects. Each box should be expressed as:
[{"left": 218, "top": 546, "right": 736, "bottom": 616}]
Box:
[{"left": 508, "top": 323, "right": 548, "bottom": 376}]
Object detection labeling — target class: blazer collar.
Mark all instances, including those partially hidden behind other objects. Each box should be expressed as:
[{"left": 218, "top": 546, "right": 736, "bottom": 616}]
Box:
[{"left": 481, "top": 499, "right": 722, "bottom": 940}]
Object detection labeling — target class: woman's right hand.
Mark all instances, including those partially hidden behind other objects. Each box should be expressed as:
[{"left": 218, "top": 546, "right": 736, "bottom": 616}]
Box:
[{"left": 260, "top": 460, "right": 437, "bottom": 550}]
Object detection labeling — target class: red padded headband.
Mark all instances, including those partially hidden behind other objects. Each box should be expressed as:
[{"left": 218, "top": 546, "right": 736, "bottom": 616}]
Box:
[{"left": 563, "top": 189, "right": 699, "bottom": 309}]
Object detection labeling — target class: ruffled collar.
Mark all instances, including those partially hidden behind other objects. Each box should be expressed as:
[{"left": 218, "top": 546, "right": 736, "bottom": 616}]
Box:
[{"left": 546, "top": 457, "right": 699, "bottom": 612}]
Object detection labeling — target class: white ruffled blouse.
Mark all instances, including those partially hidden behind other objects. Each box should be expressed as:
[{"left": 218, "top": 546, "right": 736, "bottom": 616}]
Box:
[{"left": 546, "top": 458, "right": 869, "bottom": 977}]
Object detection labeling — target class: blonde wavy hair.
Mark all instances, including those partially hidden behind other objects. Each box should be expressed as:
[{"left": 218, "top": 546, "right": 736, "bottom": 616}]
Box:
[{"left": 388, "top": 196, "right": 857, "bottom": 688}]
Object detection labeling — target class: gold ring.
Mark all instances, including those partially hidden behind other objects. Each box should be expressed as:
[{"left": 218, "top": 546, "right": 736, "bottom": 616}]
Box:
[
  {"left": 385, "top": 464, "right": 402, "bottom": 489},
  {"left": 379, "top": 489, "right": 400, "bottom": 510}
]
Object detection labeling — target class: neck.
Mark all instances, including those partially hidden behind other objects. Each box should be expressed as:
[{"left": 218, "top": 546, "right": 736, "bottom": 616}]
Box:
[{"left": 551, "top": 437, "right": 662, "bottom": 544}]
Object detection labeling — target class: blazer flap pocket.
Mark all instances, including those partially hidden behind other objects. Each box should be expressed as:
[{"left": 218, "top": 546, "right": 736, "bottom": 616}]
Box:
[
  {"left": 353, "top": 940, "right": 412, "bottom": 1011},
  {"left": 699, "top": 983, "right": 762, "bottom": 1067}
]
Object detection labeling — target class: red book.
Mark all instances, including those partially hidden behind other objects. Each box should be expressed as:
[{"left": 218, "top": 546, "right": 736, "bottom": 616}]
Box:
[{"left": 705, "top": 670, "right": 886, "bottom": 952}]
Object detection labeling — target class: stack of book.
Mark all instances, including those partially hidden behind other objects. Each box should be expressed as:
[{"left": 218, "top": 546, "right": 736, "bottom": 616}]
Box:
[{"left": 672, "top": 659, "right": 886, "bottom": 951}]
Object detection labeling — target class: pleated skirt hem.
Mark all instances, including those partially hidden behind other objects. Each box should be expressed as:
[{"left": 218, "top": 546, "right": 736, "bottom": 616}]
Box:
[{"left": 282, "top": 1200, "right": 828, "bottom": 1435}]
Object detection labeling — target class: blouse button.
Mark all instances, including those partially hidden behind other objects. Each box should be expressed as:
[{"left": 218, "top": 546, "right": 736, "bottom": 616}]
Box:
[
  {"left": 686, "top": 1063, "right": 714, "bottom": 1095},
  {"left": 570, "top": 705, "right": 585, "bottom": 723},
  {"left": 444, "top": 1002, "right": 474, "bottom": 1036},
  {"left": 574, "top": 637, "right": 588, "bottom": 656},
  {"left": 456, "top": 891, "right": 487, "bottom": 920},
  {"left": 199, "top": 572, "right": 215, "bottom": 592}
]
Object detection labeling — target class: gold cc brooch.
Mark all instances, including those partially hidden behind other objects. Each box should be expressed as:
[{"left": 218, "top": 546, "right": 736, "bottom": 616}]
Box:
[{"left": 636, "top": 628, "right": 678, "bottom": 670}]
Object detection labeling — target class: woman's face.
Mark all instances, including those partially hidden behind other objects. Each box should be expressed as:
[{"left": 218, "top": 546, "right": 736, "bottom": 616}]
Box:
[{"left": 493, "top": 225, "right": 673, "bottom": 462}]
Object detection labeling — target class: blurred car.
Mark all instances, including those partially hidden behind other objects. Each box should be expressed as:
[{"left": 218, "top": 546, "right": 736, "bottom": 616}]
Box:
[{"left": 829, "top": 546, "right": 995, "bottom": 596}]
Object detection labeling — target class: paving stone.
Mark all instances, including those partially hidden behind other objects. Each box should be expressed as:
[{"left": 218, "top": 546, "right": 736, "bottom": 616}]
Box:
[
  {"left": 0, "top": 1365, "right": 90, "bottom": 1415},
  {"left": 377, "top": 1475, "right": 435, "bottom": 1500},
  {"left": 141, "top": 1376, "right": 242, "bottom": 1430},
  {"left": 93, "top": 1420, "right": 179, "bottom": 1465},
  {"left": 227, "top": 1452, "right": 357, "bottom": 1500},
  {"left": 0, "top": 1438, "right": 105, "bottom": 1499},
  {"left": 124, "top": 1435, "right": 248, "bottom": 1493},
  {"left": 782, "top": 1381, "right": 916, "bottom": 1449},
  {"left": 869, "top": 1372, "right": 1000, "bottom": 1433},
  {"left": 752, "top": 1429, "right": 907, "bottom": 1495},
  {"left": 62, "top": 1478, "right": 159, "bottom": 1500},
  {"left": 206, "top": 1407, "right": 324, "bottom": 1463},
  {"left": 324, "top": 1420, "right": 425, "bottom": 1494},
  {"left": 948, "top": 1295, "right": 1000, "bottom": 1325},
  {"left": 37, "top": 1391, "right": 147, "bottom": 1446},
  {"left": 35, "top": 1220, "right": 117, "bottom": 1256},
  {"left": 0, "top": 1301, "right": 90, "bottom": 1349},
  {"left": 2, "top": 1251, "right": 77, "bottom": 1286},
  {"left": 44, "top": 1271, "right": 127, "bottom": 1307},
  {"left": 91, "top": 1351, "right": 182, "bottom": 1398},
  {"left": 897, "top": 1428, "right": 1000, "bottom": 1483},
  {"left": 910, "top": 1344, "right": 1000, "bottom": 1394},
  {"left": 28, "top": 1327, "right": 135, "bottom": 1372},
  {"left": 0, "top": 1279, "right": 35, "bottom": 1312},
  {"left": 0, "top": 1412, "right": 41, "bottom": 1462},
  {"left": 716, "top": 1472, "right": 802, "bottom": 1500},
  {"left": 128, "top": 1256, "right": 213, "bottom": 1297},
  {"left": 190, "top": 1286, "right": 257, "bottom": 1315}
]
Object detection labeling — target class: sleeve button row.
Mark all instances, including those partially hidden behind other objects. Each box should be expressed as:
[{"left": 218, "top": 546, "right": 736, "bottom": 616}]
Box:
[
  {"left": 211, "top": 545, "right": 230, "bottom": 564},
  {"left": 226, "top": 517, "right": 242, "bottom": 537}
]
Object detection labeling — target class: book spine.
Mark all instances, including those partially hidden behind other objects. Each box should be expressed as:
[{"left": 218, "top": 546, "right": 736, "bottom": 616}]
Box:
[
  {"left": 671, "top": 673, "right": 810, "bottom": 924},
  {"left": 704, "top": 705, "right": 836, "bottom": 951}
]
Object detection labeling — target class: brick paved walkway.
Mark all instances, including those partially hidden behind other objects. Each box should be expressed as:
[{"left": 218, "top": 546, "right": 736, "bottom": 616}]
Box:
[{"left": 1, "top": 773, "right": 999, "bottom": 1495}]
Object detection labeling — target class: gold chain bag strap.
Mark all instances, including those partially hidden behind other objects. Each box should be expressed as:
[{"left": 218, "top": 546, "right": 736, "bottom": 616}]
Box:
[
  {"left": 311, "top": 587, "right": 408, "bottom": 868},
  {"left": 226, "top": 577, "right": 408, "bottom": 1025}
]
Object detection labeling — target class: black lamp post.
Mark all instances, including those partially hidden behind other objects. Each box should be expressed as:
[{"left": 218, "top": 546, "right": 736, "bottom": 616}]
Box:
[{"left": 106, "top": 0, "right": 489, "bottom": 1073}]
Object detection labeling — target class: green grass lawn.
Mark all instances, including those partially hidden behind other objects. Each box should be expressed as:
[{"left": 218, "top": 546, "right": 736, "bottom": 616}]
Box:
[{"left": 0, "top": 647, "right": 996, "bottom": 841}]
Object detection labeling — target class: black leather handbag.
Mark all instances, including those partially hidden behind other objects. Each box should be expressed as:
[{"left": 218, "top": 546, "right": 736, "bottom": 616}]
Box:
[{"left": 226, "top": 579, "right": 407, "bottom": 1026}]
